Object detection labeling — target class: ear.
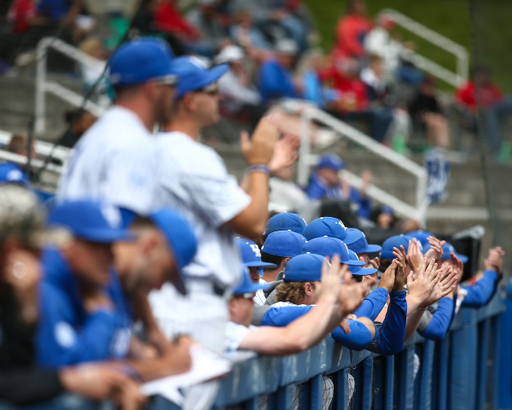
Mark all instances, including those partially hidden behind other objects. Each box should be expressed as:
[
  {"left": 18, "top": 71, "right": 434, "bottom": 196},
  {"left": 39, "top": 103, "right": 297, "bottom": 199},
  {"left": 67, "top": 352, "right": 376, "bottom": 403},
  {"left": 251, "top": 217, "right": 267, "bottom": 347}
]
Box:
[
  {"left": 304, "top": 282, "right": 314, "bottom": 296},
  {"left": 280, "top": 257, "right": 291, "bottom": 270},
  {"left": 139, "top": 232, "right": 159, "bottom": 255},
  {"left": 181, "top": 92, "right": 196, "bottom": 112},
  {"left": 144, "top": 81, "right": 160, "bottom": 101},
  {"left": 227, "top": 297, "right": 237, "bottom": 315}
]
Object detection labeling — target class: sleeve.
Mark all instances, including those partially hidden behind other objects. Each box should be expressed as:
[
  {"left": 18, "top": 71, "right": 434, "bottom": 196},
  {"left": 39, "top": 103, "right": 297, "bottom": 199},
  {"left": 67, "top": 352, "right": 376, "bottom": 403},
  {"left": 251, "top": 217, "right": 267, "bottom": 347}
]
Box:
[
  {"left": 330, "top": 320, "right": 374, "bottom": 351},
  {"left": 461, "top": 270, "right": 499, "bottom": 308},
  {"left": 260, "top": 305, "right": 313, "bottom": 327},
  {"left": 225, "top": 322, "right": 253, "bottom": 352},
  {"left": 373, "top": 290, "right": 407, "bottom": 356},
  {"left": 37, "top": 284, "right": 121, "bottom": 367},
  {"left": 306, "top": 178, "right": 327, "bottom": 200},
  {"left": 259, "top": 62, "right": 296, "bottom": 100},
  {"left": 354, "top": 288, "right": 389, "bottom": 321},
  {"left": 350, "top": 188, "right": 371, "bottom": 219},
  {"left": 179, "top": 154, "right": 251, "bottom": 228},
  {"left": 417, "top": 297, "right": 454, "bottom": 341},
  {"left": 0, "top": 368, "right": 63, "bottom": 406}
]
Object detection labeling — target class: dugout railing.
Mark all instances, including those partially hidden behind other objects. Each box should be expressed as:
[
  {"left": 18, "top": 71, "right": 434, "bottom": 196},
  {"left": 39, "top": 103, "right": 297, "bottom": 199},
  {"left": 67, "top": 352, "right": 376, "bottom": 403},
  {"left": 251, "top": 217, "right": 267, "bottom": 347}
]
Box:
[{"left": 214, "top": 280, "right": 512, "bottom": 410}]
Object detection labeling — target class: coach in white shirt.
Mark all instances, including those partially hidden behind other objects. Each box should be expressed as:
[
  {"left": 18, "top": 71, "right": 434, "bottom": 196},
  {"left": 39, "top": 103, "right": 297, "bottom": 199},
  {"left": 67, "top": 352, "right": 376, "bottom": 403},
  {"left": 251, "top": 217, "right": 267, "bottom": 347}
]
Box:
[
  {"left": 57, "top": 38, "right": 178, "bottom": 222},
  {"left": 149, "top": 56, "right": 280, "bottom": 410}
]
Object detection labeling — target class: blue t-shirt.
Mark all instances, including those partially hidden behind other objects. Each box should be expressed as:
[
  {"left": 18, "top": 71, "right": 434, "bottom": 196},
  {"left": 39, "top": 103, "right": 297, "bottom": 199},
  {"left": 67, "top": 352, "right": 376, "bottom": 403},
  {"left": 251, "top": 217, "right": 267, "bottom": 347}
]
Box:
[
  {"left": 258, "top": 60, "right": 297, "bottom": 102},
  {"left": 37, "top": 0, "right": 72, "bottom": 21}
]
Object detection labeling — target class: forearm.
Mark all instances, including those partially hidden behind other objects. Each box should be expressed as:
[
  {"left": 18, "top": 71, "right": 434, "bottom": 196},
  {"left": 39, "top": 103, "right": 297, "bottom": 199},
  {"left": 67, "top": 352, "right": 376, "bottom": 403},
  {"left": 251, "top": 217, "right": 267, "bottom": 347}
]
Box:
[
  {"left": 405, "top": 308, "right": 424, "bottom": 342},
  {"left": 461, "top": 270, "right": 499, "bottom": 307},
  {"left": 418, "top": 298, "right": 454, "bottom": 341},
  {"left": 354, "top": 288, "right": 389, "bottom": 321},
  {"left": 0, "top": 369, "right": 63, "bottom": 405},
  {"left": 374, "top": 290, "right": 407, "bottom": 355},
  {"left": 132, "top": 293, "right": 170, "bottom": 354}
]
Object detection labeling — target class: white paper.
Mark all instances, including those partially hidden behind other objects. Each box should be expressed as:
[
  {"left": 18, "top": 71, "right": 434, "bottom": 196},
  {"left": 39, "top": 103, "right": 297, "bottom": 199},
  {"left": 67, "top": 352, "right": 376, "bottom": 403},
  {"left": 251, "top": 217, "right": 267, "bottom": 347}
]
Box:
[{"left": 141, "top": 344, "right": 232, "bottom": 405}]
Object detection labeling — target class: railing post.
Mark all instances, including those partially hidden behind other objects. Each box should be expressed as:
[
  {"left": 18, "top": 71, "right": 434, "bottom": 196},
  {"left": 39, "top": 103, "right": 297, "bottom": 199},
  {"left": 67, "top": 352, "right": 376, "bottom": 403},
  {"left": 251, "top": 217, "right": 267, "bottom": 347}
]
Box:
[
  {"left": 395, "top": 346, "right": 415, "bottom": 410},
  {"left": 332, "top": 368, "right": 349, "bottom": 410},
  {"left": 35, "top": 38, "right": 50, "bottom": 135},
  {"left": 298, "top": 110, "right": 312, "bottom": 187},
  {"left": 352, "top": 357, "right": 373, "bottom": 410},
  {"left": 417, "top": 340, "right": 435, "bottom": 410},
  {"left": 432, "top": 337, "right": 450, "bottom": 410},
  {"left": 373, "top": 356, "right": 395, "bottom": 410}
]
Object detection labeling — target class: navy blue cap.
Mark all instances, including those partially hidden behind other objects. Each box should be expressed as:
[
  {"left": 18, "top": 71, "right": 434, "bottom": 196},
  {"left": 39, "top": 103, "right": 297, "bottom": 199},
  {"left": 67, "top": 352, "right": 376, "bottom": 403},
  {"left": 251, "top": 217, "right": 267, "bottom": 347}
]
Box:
[
  {"left": 302, "top": 217, "right": 360, "bottom": 243},
  {"left": 148, "top": 208, "right": 198, "bottom": 295},
  {"left": 108, "top": 38, "right": 178, "bottom": 87},
  {"left": 423, "top": 242, "right": 469, "bottom": 264},
  {"left": 301, "top": 237, "right": 365, "bottom": 266},
  {"left": 317, "top": 154, "right": 344, "bottom": 171},
  {"left": 345, "top": 229, "right": 382, "bottom": 254},
  {"left": 0, "top": 163, "right": 29, "bottom": 187},
  {"left": 408, "top": 230, "right": 435, "bottom": 247},
  {"left": 264, "top": 213, "right": 307, "bottom": 236},
  {"left": 380, "top": 235, "right": 412, "bottom": 260},
  {"left": 381, "top": 205, "right": 394, "bottom": 216},
  {"left": 173, "top": 56, "right": 229, "bottom": 99},
  {"left": 348, "top": 250, "right": 377, "bottom": 275},
  {"left": 237, "top": 238, "right": 277, "bottom": 269},
  {"left": 233, "top": 266, "right": 270, "bottom": 295},
  {"left": 49, "top": 200, "right": 134, "bottom": 243},
  {"left": 282, "top": 254, "right": 325, "bottom": 282},
  {"left": 261, "top": 230, "right": 307, "bottom": 258}
]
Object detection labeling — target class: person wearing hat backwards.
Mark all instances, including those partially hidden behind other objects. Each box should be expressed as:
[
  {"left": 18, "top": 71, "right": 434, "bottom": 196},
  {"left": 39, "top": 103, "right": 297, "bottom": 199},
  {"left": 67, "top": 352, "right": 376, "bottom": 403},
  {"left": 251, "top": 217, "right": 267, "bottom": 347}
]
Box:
[
  {"left": 150, "top": 55, "right": 281, "bottom": 410},
  {"left": 58, "top": 38, "right": 179, "bottom": 223},
  {"left": 305, "top": 154, "right": 373, "bottom": 218}
]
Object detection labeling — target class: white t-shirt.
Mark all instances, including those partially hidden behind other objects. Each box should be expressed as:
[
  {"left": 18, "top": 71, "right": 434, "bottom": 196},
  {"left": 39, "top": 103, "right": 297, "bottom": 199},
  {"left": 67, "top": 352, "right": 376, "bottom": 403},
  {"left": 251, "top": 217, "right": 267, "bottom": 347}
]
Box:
[
  {"left": 155, "top": 131, "right": 251, "bottom": 286},
  {"left": 254, "top": 278, "right": 267, "bottom": 306},
  {"left": 57, "top": 106, "right": 160, "bottom": 215},
  {"left": 225, "top": 321, "right": 258, "bottom": 352}
]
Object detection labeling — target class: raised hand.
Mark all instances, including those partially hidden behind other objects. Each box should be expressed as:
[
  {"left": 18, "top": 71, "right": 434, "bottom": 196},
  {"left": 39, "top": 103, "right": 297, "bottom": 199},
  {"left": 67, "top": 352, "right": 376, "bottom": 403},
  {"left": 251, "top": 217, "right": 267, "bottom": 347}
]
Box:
[
  {"left": 240, "top": 115, "right": 280, "bottom": 166},
  {"left": 338, "top": 270, "right": 373, "bottom": 316},
  {"left": 484, "top": 246, "right": 505, "bottom": 276},
  {"left": 422, "top": 265, "right": 457, "bottom": 306},
  {"left": 339, "top": 319, "right": 351, "bottom": 335},
  {"left": 268, "top": 134, "right": 300, "bottom": 174},
  {"left": 378, "top": 260, "right": 397, "bottom": 293},
  {"left": 424, "top": 236, "right": 446, "bottom": 263},
  {"left": 407, "top": 259, "right": 438, "bottom": 308},
  {"left": 369, "top": 257, "right": 380, "bottom": 270},
  {"left": 406, "top": 238, "right": 423, "bottom": 273},
  {"left": 318, "top": 254, "right": 347, "bottom": 303},
  {"left": 393, "top": 245, "right": 407, "bottom": 292}
]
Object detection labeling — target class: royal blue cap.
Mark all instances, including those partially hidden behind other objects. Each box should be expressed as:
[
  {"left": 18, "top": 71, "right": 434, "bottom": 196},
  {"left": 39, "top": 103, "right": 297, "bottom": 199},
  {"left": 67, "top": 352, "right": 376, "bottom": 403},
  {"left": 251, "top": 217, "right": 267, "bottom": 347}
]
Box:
[
  {"left": 49, "top": 200, "right": 134, "bottom": 243},
  {"left": 282, "top": 253, "right": 325, "bottom": 282},
  {"left": 408, "top": 230, "right": 435, "bottom": 247},
  {"left": 423, "top": 242, "right": 469, "bottom": 264},
  {"left": 173, "top": 56, "right": 229, "bottom": 99},
  {"left": 0, "top": 163, "right": 30, "bottom": 187},
  {"left": 345, "top": 228, "right": 382, "bottom": 254},
  {"left": 261, "top": 230, "right": 307, "bottom": 258},
  {"left": 380, "top": 235, "right": 412, "bottom": 260},
  {"left": 381, "top": 205, "right": 394, "bottom": 216},
  {"left": 149, "top": 208, "right": 198, "bottom": 295},
  {"left": 233, "top": 266, "right": 270, "bottom": 295},
  {"left": 301, "top": 237, "right": 365, "bottom": 266},
  {"left": 302, "top": 217, "right": 360, "bottom": 243},
  {"left": 264, "top": 213, "right": 307, "bottom": 236},
  {"left": 108, "top": 38, "right": 178, "bottom": 87},
  {"left": 348, "top": 250, "right": 377, "bottom": 275},
  {"left": 237, "top": 238, "right": 277, "bottom": 269},
  {"left": 317, "top": 154, "right": 344, "bottom": 171}
]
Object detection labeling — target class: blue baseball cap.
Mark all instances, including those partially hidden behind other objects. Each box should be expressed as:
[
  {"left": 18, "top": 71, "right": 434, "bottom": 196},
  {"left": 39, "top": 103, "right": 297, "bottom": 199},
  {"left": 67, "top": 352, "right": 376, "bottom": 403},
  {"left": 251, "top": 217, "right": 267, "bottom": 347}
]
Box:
[
  {"left": 408, "top": 230, "right": 435, "bottom": 247},
  {"left": 173, "top": 56, "right": 229, "bottom": 99},
  {"left": 380, "top": 234, "right": 412, "bottom": 260},
  {"left": 237, "top": 238, "right": 277, "bottom": 269},
  {"left": 108, "top": 38, "right": 178, "bottom": 87},
  {"left": 282, "top": 253, "right": 325, "bottom": 282},
  {"left": 148, "top": 208, "right": 198, "bottom": 295},
  {"left": 424, "top": 242, "right": 469, "bottom": 264},
  {"left": 261, "top": 230, "right": 307, "bottom": 258},
  {"left": 317, "top": 154, "right": 344, "bottom": 171},
  {"left": 380, "top": 205, "right": 394, "bottom": 216},
  {"left": 348, "top": 250, "right": 377, "bottom": 275},
  {"left": 264, "top": 213, "right": 307, "bottom": 236},
  {"left": 233, "top": 266, "right": 270, "bottom": 295},
  {"left": 49, "top": 200, "right": 135, "bottom": 243},
  {"left": 302, "top": 217, "right": 360, "bottom": 243},
  {"left": 344, "top": 229, "right": 381, "bottom": 254},
  {"left": 0, "top": 163, "right": 30, "bottom": 187},
  {"left": 301, "top": 237, "right": 365, "bottom": 266}
]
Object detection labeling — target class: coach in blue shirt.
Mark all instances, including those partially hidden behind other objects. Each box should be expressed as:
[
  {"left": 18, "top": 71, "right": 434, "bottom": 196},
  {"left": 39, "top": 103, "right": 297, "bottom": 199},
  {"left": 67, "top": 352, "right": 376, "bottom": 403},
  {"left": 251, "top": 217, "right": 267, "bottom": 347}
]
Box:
[{"left": 37, "top": 200, "right": 134, "bottom": 368}]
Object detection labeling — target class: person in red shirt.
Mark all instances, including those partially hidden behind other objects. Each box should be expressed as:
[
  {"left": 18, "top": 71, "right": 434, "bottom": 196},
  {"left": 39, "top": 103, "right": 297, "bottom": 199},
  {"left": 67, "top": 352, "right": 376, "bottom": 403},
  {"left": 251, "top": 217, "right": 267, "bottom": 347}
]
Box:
[
  {"left": 319, "top": 56, "right": 393, "bottom": 142},
  {"left": 7, "top": 0, "right": 37, "bottom": 33},
  {"left": 335, "top": 0, "right": 373, "bottom": 59},
  {"left": 455, "top": 65, "right": 511, "bottom": 155}
]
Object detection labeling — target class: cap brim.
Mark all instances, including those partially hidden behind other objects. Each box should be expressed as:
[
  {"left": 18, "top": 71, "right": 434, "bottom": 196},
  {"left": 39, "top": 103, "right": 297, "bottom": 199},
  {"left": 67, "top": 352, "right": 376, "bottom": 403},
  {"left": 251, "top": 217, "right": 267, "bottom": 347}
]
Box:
[
  {"left": 342, "top": 258, "right": 366, "bottom": 266},
  {"left": 351, "top": 267, "right": 378, "bottom": 276},
  {"left": 457, "top": 253, "right": 469, "bottom": 264},
  {"left": 344, "top": 230, "right": 362, "bottom": 243},
  {"left": 32, "top": 227, "right": 73, "bottom": 248},
  {"left": 245, "top": 261, "right": 278, "bottom": 268},
  {"left": 364, "top": 244, "right": 382, "bottom": 253},
  {"left": 179, "top": 63, "right": 229, "bottom": 98},
  {"left": 235, "top": 282, "right": 270, "bottom": 294}
]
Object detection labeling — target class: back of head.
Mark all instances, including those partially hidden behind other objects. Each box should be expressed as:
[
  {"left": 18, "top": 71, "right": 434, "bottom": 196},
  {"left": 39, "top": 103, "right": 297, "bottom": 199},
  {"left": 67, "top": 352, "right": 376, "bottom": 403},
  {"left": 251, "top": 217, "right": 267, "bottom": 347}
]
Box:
[
  {"left": 5, "top": 134, "right": 28, "bottom": 155},
  {"left": 264, "top": 213, "right": 307, "bottom": 237},
  {"left": 261, "top": 230, "right": 307, "bottom": 258}
]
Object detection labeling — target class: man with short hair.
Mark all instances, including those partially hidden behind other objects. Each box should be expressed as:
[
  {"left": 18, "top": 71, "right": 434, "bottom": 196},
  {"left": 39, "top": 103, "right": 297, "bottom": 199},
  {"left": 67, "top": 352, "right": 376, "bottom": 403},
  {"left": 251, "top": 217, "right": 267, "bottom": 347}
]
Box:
[
  {"left": 58, "top": 38, "right": 179, "bottom": 221},
  {"left": 150, "top": 56, "right": 280, "bottom": 410}
]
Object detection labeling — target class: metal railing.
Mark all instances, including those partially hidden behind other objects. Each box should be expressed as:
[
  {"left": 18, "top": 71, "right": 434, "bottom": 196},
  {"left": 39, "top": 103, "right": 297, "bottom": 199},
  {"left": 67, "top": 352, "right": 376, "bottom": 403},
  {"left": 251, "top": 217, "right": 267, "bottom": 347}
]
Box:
[
  {"left": 215, "top": 289, "right": 509, "bottom": 410},
  {"left": 35, "top": 37, "right": 108, "bottom": 135},
  {"left": 298, "top": 108, "right": 429, "bottom": 223},
  {"left": 381, "top": 9, "right": 469, "bottom": 87}
]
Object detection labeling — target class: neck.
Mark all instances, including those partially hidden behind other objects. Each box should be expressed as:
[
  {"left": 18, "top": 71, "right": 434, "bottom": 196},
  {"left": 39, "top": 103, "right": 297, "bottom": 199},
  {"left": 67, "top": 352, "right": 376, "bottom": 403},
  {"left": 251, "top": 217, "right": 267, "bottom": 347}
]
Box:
[
  {"left": 164, "top": 116, "right": 202, "bottom": 140},
  {"left": 263, "top": 269, "right": 280, "bottom": 283},
  {"left": 116, "top": 100, "right": 155, "bottom": 132}
]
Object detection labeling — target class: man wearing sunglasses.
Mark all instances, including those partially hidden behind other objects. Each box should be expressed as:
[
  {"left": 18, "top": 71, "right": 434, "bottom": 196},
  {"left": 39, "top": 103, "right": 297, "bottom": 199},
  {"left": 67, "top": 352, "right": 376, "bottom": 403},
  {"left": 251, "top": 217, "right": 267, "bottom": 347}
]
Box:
[
  {"left": 150, "top": 56, "right": 280, "bottom": 410},
  {"left": 58, "top": 38, "right": 179, "bottom": 224}
]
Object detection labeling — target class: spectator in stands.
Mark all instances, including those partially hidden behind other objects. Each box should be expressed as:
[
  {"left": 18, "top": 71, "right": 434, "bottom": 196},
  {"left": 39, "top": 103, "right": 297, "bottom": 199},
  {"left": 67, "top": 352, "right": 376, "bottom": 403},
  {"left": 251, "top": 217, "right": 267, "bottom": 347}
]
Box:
[
  {"left": 78, "top": 36, "right": 108, "bottom": 99},
  {"left": 364, "top": 13, "right": 401, "bottom": 78},
  {"left": 370, "top": 205, "right": 397, "bottom": 229},
  {"left": 36, "top": 0, "right": 82, "bottom": 26},
  {"left": 6, "top": 0, "right": 38, "bottom": 34},
  {"left": 259, "top": 39, "right": 300, "bottom": 102},
  {"left": 59, "top": 109, "right": 97, "bottom": 148},
  {"left": 409, "top": 76, "right": 450, "bottom": 149},
  {"left": 306, "top": 154, "right": 373, "bottom": 218},
  {"left": 230, "top": 9, "right": 273, "bottom": 51},
  {"left": 186, "top": 0, "right": 228, "bottom": 52},
  {"left": 335, "top": 0, "right": 373, "bottom": 60},
  {"left": 455, "top": 65, "right": 512, "bottom": 156},
  {"left": 36, "top": 200, "right": 134, "bottom": 368},
  {"left": 4, "top": 133, "right": 36, "bottom": 159}
]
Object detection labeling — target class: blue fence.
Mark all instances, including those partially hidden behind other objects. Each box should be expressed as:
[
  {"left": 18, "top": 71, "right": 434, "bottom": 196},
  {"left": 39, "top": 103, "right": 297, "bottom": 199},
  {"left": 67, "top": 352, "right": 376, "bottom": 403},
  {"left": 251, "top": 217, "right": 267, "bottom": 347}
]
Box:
[{"left": 214, "top": 281, "right": 512, "bottom": 410}]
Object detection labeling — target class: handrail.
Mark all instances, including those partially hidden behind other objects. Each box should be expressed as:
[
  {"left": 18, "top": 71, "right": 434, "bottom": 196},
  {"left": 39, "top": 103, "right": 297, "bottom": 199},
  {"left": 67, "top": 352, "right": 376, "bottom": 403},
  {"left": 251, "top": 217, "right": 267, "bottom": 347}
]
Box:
[
  {"left": 381, "top": 9, "right": 469, "bottom": 86},
  {"left": 215, "top": 291, "right": 508, "bottom": 409},
  {"left": 35, "top": 37, "right": 108, "bottom": 135},
  {"left": 0, "top": 130, "right": 72, "bottom": 163},
  {"left": 298, "top": 108, "right": 429, "bottom": 223}
]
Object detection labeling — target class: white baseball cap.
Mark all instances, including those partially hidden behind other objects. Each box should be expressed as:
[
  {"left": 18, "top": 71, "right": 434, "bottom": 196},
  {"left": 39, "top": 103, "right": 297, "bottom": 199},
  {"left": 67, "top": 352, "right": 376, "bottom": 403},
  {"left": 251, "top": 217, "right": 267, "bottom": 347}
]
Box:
[{"left": 215, "top": 45, "right": 245, "bottom": 64}]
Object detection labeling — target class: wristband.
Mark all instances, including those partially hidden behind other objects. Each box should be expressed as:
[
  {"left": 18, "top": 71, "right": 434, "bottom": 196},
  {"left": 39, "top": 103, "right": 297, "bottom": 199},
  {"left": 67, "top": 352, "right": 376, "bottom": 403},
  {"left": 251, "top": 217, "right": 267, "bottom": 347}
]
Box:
[{"left": 246, "top": 165, "right": 271, "bottom": 175}]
